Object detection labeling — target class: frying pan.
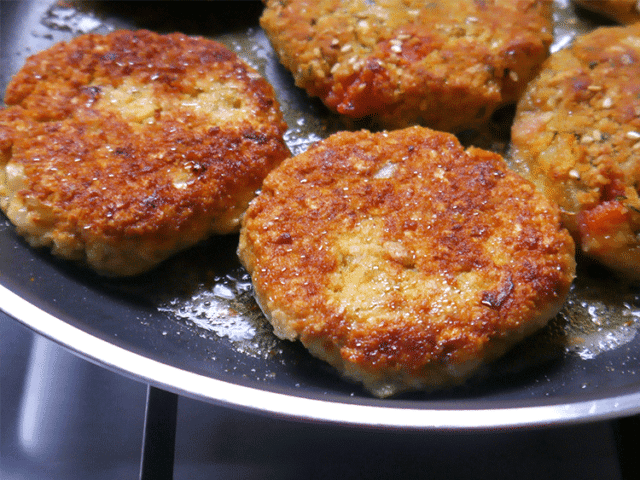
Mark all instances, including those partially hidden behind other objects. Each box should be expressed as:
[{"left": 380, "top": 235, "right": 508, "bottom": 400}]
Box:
[{"left": 2, "top": 0, "right": 640, "bottom": 431}]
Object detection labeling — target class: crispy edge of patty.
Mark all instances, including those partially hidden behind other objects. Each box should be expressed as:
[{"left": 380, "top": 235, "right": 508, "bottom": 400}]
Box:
[{"left": 238, "top": 126, "right": 576, "bottom": 396}]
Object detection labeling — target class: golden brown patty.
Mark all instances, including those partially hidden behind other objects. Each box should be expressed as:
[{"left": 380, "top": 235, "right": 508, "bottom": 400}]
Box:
[
  {"left": 511, "top": 24, "right": 640, "bottom": 280},
  {"left": 574, "top": 0, "right": 640, "bottom": 24},
  {"left": 0, "top": 29, "right": 289, "bottom": 276},
  {"left": 260, "top": 0, "right": 553, "bottom": 132},
  {"left": 238, "top": 127, "right": 576, "bottom": 397}
]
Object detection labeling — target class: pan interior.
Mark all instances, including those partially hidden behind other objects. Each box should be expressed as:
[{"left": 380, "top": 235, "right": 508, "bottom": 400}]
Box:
[{"left": 1, "top": 0, "right": 640, "bottom": 423}]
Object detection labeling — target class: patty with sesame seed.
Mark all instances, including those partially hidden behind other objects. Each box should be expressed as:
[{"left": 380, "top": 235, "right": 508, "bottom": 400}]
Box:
[
  {"left": 0, "top": 29, "right": 290, "bottom": 276},
  {"left": 510, "top": 24, "right": 640, "bottom": 280},
  {"left": 238, "top": 126, "right": 576, "bottom": 397},
  {"left": 260, "top": 0, "right": 553, "bottom": 132}
]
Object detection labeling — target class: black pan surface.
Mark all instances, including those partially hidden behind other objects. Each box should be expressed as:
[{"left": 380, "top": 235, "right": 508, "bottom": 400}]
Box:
[{"left": 2, "top": 0, "right": 640, "bottom": 430}]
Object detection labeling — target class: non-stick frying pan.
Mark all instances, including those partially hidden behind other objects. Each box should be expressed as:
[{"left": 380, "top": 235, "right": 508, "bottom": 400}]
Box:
[{"left": 2, "top": 0, "right": 640, "bottom": 431}]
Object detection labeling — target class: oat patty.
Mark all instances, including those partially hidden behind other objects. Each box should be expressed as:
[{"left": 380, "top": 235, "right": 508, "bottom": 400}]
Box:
[
  {"left": 238, "top": 127, "right": 576, "bottom": 397},
  {"left": 0, "top": 29, "right": 289, "bottom": 276},
  {"left": 260, "top": 0, "right": 553, "bottom": 131},
  {"left": 511, "top": 24, "right": 640, "bottom": 280}
]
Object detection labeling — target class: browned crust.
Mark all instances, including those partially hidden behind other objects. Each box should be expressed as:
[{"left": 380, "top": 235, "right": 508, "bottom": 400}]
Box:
[
  {"left": 511, "top": 24, "right": 640, "bottom": 279},
  {"left": 239, "top": 127, "right": 576, "bottom": 395},
  {"left": 0, "top": 30, "right": 290, "bottom": 275},
  {"left": 260, "top": 0, "right": 553, "bottom": 131}
]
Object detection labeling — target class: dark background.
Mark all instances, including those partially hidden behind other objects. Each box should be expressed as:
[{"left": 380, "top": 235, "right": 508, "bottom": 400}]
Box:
[{"left": 0, "top": 310, "right": 623, "bottom": 479}]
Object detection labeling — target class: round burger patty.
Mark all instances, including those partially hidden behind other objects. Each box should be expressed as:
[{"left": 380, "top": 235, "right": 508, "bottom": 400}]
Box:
[
  {"left": 260, "top": 0, "right": 553, "bottom": 132},
  {"left": 238, "top": 126, "right": 576, "bottom": 397},
  {"left": 0, "top": 29, "right": 290, "bottom": 276},
  {"left": 511, "top": 24, "right": 640, "bottom": 280}
]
